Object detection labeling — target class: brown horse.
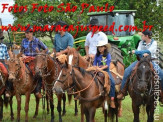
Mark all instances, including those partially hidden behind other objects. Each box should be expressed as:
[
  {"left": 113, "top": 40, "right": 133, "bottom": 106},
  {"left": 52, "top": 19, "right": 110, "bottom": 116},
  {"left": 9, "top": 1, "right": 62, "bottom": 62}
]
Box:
[
  {"left": 0, "top": 66, "right": 14, "bottom": 121},
  {"left": 5, "top": 51, "right": 40, "bottom": 122},
  {"left": 67, "top": 48, "right": 124, "bottom": 120},
  {"left": 53, "top": 62, "right": 114, "bottom": 122},
  {"left": 35, "top": 50, "right": 69, "bottom": 122},
  {"left": 128, "top": 56, "right": 155, "bottom": 122}
]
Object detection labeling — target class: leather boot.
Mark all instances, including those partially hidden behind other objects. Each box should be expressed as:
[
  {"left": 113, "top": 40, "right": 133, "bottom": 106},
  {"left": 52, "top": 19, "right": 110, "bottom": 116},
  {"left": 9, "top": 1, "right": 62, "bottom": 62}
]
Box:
[
  {"left": 117, "top": 80, "right": 129, "bottom": 100},
  {"left": 110, "top": 100, "right": 116, "bottom": 108}
]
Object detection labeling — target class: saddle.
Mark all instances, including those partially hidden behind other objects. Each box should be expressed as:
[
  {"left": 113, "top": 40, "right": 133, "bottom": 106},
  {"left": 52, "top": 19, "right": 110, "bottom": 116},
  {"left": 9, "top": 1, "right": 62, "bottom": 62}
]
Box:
[
  {"left": 86, "top": 67, "right": 110, "bottom": 95},
  {"left": 0, "top": 62, "right": 8, "bottom": 77},
  {"left": 22, "top": 56, "right": 36, "bottom": 75}
]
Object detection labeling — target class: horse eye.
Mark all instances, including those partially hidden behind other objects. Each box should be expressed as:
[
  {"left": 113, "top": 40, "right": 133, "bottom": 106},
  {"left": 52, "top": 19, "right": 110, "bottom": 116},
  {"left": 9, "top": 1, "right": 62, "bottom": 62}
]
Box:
[{"left": 62, "top": 74, "right": 66, "bottom": 77}]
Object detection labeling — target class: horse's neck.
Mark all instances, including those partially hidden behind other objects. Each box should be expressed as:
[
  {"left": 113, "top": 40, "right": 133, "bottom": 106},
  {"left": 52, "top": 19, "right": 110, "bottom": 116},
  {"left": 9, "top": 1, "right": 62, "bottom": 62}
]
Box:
[{"left": 73, "top": 68, "right": 95, "bottom": 92}]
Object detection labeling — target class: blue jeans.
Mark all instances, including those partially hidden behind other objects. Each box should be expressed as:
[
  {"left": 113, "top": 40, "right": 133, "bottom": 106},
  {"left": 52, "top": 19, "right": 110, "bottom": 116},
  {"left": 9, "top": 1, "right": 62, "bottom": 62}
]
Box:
[
  {"left": 120, "top": 61, "right": 138, "bottom": 90},
  {"left": 120, "top": 61, "right": 163, "bottom": 90},
  {"left": 108, "top": 71, "right": 115, "bottom": 97}
]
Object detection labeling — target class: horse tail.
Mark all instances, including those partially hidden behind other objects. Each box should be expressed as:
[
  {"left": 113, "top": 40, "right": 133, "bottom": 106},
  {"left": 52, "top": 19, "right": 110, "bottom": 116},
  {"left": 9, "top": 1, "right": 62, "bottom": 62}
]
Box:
[
  {"left": 68, "top": 94, "right": 72, "bottom": 104},
  {"left": 3, "top": 94, "right": 9, "bottom": 108}
]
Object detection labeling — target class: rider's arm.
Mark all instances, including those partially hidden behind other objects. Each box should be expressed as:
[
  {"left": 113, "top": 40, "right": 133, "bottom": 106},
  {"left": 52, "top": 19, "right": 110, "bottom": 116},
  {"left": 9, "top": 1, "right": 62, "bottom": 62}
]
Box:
[{"left": 38, "top": 40, "right": 49, "bottom": 53}]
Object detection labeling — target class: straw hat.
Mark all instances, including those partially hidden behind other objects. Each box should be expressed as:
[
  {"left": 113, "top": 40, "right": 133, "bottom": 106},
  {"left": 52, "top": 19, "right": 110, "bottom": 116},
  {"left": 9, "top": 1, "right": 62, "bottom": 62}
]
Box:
[{"left": 96, "top": 41, "right": 111, "bottom": 51}]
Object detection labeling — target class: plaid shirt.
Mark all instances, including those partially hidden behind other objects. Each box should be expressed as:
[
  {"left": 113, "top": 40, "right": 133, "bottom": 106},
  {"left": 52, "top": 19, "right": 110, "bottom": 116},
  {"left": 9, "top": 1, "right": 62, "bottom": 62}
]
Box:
[
  {"left": 0, "top": 43, "right": 9, "bottom": 60},
  {"left": 21, "top": 37, "right": 48, "bottom": 57}
]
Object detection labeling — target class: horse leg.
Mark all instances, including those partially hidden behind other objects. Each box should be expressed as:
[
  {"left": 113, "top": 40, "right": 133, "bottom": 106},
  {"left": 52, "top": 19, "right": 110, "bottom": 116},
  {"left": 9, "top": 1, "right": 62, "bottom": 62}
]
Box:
[
  {"left": 46, "top": 94, "right": 50, "bottom": 114},
  {"left": 9, "top": 96, "right": 14, "bottom": 121},
  {"left": 33, "top": 94, "right": 40, "bottom": 118},
  {"left": 132, "top": 102, "right": 140, "bottom": 122},
  {"left": 146, "top": 105, "right": 154, "bottom": 122},
  {"left": 16, "top": 94, "right": 21, "bottom": 122},
  {"left": 62, "top": 93, "right": 66, "bottom": 116},
  {"left": 25, "top": 93, "right": 30, "bottom": 122},
  {"left": 74, "top": 94, "right": 78, "bottom": 116},
  {"left": 84, "top": 108, "right": 89, "bottom": 122},
  {"left": 89, "top": 107, "right": 96, "bottom": 122},
  {"left": 50, "top": 92, "right": 54, "bottom": 122},
  {"left": 57, "top": 95, "right": 62, "bottom": 122},
  {"left": 118, "top": 100, "right": 122, "bottom": 117},
  {"left": 81, "top": 104, "right": 84, "bottom": 122},
  {"left": 0, "top": 97, "right": 3, "bottom": 121}
]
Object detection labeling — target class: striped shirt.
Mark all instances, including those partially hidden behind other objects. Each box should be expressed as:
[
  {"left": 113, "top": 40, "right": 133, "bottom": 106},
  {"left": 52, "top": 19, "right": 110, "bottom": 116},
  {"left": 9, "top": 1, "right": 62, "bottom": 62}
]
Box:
[{"left": 0, "top": 43, "right": 9, "bottom": 60}]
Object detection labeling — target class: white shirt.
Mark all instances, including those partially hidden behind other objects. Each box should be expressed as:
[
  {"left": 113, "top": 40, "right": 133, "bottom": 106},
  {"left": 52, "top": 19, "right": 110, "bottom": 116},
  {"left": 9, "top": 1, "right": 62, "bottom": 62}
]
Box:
[
  {"left": 137, "top": 39, "right": 157, "bottom": 58},
  {"left": 85, "top": 31, "right": 108, "bottom": 55}
]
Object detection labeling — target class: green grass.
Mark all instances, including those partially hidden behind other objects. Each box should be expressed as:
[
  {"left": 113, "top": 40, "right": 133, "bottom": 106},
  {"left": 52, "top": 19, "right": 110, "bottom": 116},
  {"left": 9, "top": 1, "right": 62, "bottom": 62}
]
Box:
[{"left": 2, "top": 95, "right": 163, "bottom": 122}]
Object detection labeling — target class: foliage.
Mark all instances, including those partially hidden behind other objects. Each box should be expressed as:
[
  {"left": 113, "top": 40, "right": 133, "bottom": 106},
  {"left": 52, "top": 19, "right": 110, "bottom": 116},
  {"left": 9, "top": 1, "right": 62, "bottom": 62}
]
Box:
[{"left": 12, "top": 0, "right": 163, "bottom": 41}]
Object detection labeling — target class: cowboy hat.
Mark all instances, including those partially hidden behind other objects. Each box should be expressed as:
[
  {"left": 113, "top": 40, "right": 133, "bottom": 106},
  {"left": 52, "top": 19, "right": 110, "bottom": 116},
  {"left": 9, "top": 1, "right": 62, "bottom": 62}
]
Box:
[{"left": 96, "top": 41, "right": 111, "bottom": 51}]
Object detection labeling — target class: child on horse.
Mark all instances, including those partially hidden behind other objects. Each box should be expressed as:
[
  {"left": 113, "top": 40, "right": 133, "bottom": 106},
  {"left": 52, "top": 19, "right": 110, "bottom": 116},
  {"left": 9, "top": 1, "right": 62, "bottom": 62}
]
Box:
[{"left": 93, "top": 41, "right": 116, "bottom": 108}]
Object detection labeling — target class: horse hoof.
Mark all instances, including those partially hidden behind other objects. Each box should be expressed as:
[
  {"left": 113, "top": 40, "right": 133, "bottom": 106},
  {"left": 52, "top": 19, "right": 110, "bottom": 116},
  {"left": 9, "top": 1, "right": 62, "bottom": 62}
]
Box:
[
  {"left": 51, "top": 119, "right": 54, "bottom": 122},
  {"left": 11, "top": 117, "right": 14, "bottom": 121},
  {"left": 33, "top": 115, "right": 37, "bottom": 118},
  {"left": 74, "top": 112, "right": 78, "bottom": 116},
  {"left": 59, "top": 119, "right": 62, "bottom": 122},
  {"left": 16, "top": 119, "right": 20, "bottom": 122},
  {"left": 62, "top": 111, "right": 66, "bottom": 116}
]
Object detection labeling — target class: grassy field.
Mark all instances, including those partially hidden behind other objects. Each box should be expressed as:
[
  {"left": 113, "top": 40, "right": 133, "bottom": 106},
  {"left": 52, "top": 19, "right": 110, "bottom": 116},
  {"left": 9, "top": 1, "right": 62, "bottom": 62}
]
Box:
[{"left": 2, "top": 95, "right": 163, "bottom": 122}]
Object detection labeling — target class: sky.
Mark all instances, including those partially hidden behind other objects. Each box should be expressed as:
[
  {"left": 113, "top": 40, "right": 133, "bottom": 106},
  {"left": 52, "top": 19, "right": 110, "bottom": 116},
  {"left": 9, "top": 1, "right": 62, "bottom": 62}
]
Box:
[{"left": 0, "top": 0, "right": 14, "bottom": 26}]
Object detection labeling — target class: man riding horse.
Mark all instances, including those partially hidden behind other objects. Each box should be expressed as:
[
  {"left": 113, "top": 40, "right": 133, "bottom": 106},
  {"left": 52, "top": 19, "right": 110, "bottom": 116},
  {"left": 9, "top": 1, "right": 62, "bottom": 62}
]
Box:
[
  {"left": 117, "top": 29, "right": 163, "bottom": 103},
  {"left": 53, "top": 21, "right": 74, "bottom": 56},
  {"left": 0, "top": 29, "right": 12, "bottom": 97},
  {"left": 7, "top": 26, "right": 48, "bottom": 98}
]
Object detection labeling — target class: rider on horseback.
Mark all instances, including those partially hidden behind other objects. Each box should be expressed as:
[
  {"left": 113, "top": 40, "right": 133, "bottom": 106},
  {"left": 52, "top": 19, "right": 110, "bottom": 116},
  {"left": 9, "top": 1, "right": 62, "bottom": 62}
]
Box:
[
  {"left": 117, "top": 29, "right": 163, "bottom": 103},
  {"left": 53, "top": 21, "right": 74, "bottom": 56},
  {"left": 20, "top": 26, "right": 48, "bottom": 98},
  {"left": 0, "top": 30, "right": 12, "bottom": 97},
  {"left": 93, "top": 41, "right": 116, "bottom": 108}
]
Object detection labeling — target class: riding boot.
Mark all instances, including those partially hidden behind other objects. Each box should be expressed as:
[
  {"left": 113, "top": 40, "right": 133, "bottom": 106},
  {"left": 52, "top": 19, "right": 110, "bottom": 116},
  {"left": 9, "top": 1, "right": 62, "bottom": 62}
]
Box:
[
  {"left": 110, "top": 97, "right": 116, "bottom": 108},
  {"left": 117, "top": 79, "right": 129, "bottom": 99},
  {"left": 5, "top": 80, "right": 13, "bottom": 97},
  {"left": 35, "top": 78, "right": 42, "bottom": 98}
]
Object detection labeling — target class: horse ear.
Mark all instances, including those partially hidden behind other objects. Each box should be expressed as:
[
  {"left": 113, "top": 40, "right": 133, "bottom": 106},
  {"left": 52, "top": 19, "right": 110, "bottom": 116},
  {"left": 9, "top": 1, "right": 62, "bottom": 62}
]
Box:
[
  {"left": 17, "top": 52, "right": 23, "bottom": 58},
  {"left": 4, "top": 59, "right": 8, "bottom": 65},
  {"left": 146, "top": 55, "right": 151, "bottom": 62},
  {"left": 8, "top": 50, "right": 13, "bottom": 58},
  {"left": 36, "top": 48, "right": 40, "bottom": 53},
  {"left": 76, "top": 46, "right": 81, "bottom": 51}
]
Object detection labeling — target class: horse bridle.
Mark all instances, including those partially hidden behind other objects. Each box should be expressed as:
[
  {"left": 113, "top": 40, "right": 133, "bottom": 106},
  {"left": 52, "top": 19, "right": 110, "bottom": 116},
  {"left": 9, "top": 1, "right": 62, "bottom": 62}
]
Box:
[
  {"left": 8, "top": 58, "right": 22, "bottom": 79},
  {"left": 132, "top": 66, "right": 153, "bottom": 97}
]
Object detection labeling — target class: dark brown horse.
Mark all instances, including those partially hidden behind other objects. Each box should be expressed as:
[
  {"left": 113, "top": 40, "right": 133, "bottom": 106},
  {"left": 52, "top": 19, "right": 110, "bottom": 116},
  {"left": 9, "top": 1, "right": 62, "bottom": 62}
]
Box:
[
  {"left": 53, "top": 62, "right": 114, "bottom": 122},
  {"left": 0, "top": 65, "right": 14, "bottom": 121},
  {"left": 128, "top": 56, "right": 155, "bottom": 122},
  {"left": 5, "top": 51, "right": 41, "bottom": 122},
  {"left": 67, "top": 48, "right": 124, "bottom": 120},
  {"left": 35, "top": 50, "right": 68, "bottom": 122}
]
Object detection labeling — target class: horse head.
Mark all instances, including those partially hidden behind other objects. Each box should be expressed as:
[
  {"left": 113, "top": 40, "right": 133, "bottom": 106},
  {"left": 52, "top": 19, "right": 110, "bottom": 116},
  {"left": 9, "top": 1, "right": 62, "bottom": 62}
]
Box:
[
  {"left": 67, "top": 48, "right": 88, "bottom": 68},
  {"left": 5, "top": 51, "right": 23, "bottom": 81},
  {"left": 135, "top": 55, "right": 153, "bottom": 95},
  {"left": 35, "top": 49, "right": 48, "bottom": 78},
  {"left": 53, "top": 61, "right": 73, "bottom": 94}
]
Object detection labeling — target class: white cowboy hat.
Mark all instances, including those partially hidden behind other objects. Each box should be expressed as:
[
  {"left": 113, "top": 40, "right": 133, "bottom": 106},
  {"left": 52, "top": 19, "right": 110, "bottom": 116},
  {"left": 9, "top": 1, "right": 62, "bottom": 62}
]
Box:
[{"left": 96, "top": 41, "right": 111, "bottom": 51}]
